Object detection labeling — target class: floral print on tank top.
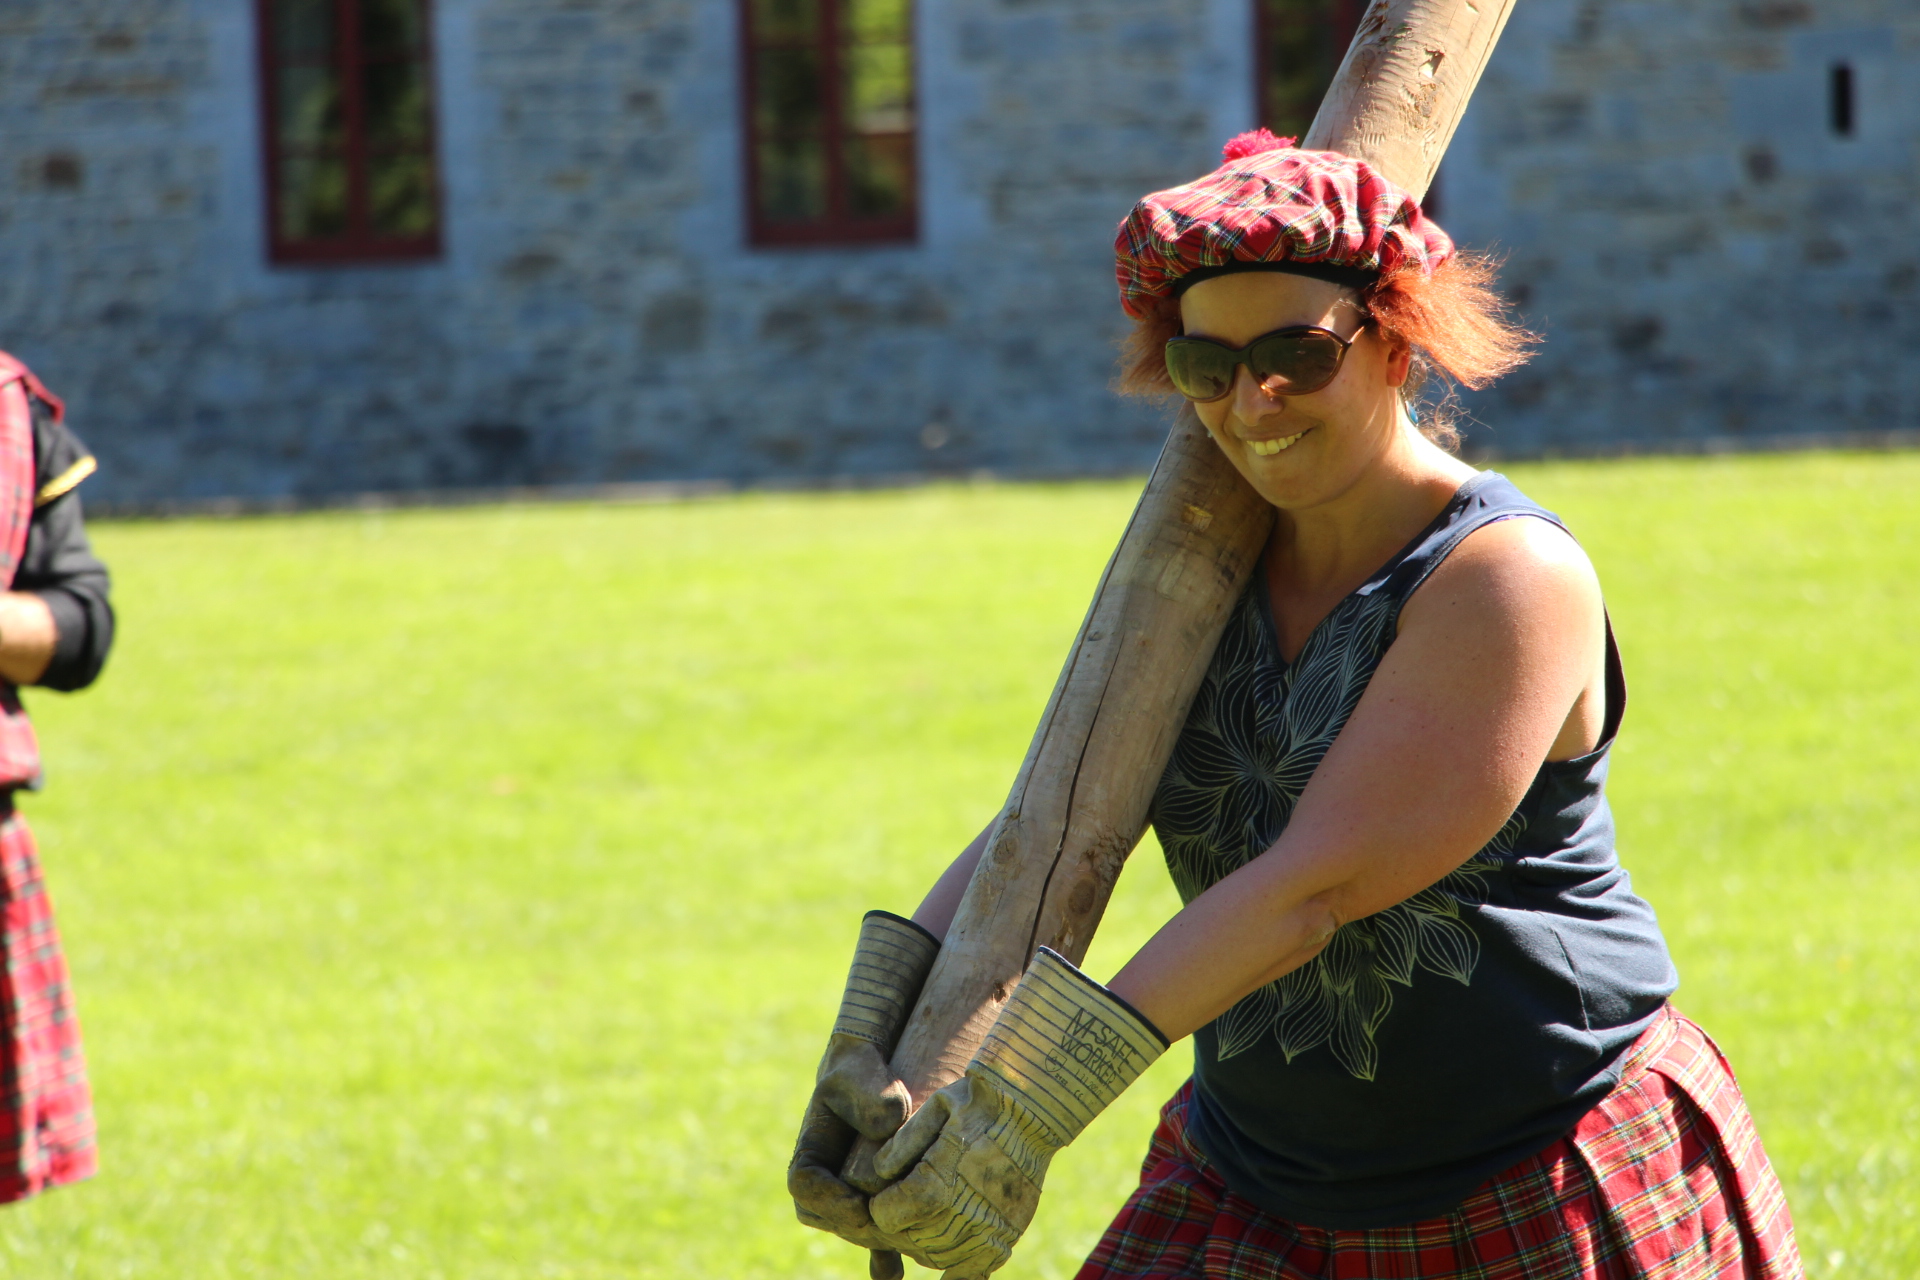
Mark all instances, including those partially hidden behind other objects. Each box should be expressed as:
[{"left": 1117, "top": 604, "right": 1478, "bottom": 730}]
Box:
[{"left": 1151, "top": 573, "right": 1524, "bottom": 1082}]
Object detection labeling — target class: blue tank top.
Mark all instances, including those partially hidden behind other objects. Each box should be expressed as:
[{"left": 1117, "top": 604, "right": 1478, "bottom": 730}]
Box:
[{"left": 1149, "top": 471, "right": 1678, "bottom": 1229}]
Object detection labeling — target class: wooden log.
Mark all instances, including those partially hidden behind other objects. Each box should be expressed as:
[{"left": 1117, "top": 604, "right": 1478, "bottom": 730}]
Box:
[
  {"left": 872, "top": 415, "right": 1273, "bottom": 1127},
  {"left": 844, "top": 0, "right": 1518, "bottom": 1215},
  {"left": 1307, "top": 0, "right": 1518, "bottom": 187}
]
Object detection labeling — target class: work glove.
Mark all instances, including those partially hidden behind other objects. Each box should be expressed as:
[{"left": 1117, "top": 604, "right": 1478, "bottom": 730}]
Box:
[
  {"left": 789, "top": 910, "right": 942, "bottom": 1273},
  {"left": 869, "top": 947, "right": 1168, "bottom": 1279}
]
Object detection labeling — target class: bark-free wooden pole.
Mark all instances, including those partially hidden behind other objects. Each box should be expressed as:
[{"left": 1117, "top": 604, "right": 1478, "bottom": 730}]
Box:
[
  {"left": 1307, "top": 0, "right": 1518, "bottom": 188},
  {"left": 873, "top": 416, "right": 1273, "bottom": 1116},
  {"left": 846, "top": 0, "right": 1518, "bottom": 1232}
]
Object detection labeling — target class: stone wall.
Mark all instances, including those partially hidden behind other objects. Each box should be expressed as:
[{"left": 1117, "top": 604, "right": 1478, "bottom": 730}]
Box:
[
  {"left": 0, "top": 0, "right": 1250, "bottom": 505},
  {"left": 1, "top": 0, "right": 1914, "bottom": 505},
  {"left": 1445, "top": 0, "right": 1920, "bottom": 455}
]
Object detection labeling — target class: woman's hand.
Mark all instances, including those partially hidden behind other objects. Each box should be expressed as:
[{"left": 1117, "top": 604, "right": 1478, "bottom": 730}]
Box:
[
  {"left": 0, "top": 592, "right": 55, "bottom": 687},
  {"left": 1108, "top": 514, "right": 1606, "bottom": 1041},
  {"left": 788, "top": 913, "right": 942, "bottom": 1266},
  {"left": 870, "top": 949, "right": 1167, "bottom": 1279}
]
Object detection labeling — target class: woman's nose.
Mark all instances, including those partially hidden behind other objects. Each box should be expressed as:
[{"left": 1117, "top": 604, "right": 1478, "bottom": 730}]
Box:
[{"left": 1230, "top": 365, "right": 1284, "bottom": 423}]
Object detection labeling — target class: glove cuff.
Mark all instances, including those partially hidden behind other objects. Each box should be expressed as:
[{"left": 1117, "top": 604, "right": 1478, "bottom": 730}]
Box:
[
  {"left": 972, "top": 947, "right": 1168, "bottom": 1150},
  {"left": 832, "top": 911, "right": 941, "bottom": 1049}
]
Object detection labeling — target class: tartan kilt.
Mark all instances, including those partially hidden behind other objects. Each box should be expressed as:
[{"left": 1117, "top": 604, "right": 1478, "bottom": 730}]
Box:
[
  {"left": 0, "top": 812, "right": 95, "bottom": 1201},
  {"left": 1077, "top": 1005, "right": 1801, "bottom": 1280}
]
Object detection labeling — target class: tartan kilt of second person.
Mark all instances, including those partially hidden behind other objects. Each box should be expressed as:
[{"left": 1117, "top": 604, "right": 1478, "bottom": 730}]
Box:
[
  {"left": 1077, "top": 1005, "right": 1802, "bottom": 1280},
  {"left": 0, "top": 811, "right": 95, "bottom": 1201}
]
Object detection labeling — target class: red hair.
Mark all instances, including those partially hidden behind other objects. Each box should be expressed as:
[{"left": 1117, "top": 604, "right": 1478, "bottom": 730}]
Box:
[{"left": 1115, "top": 252, "right": 1537, "bottom": 451}]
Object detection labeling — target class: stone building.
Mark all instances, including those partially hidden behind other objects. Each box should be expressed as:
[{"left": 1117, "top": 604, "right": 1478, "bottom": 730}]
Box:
[
  {"left": 1, "top": 0, "right": 1914, "bottom": 506},
  {"left": 1446, "top": 0, "right": 1920, "bottom": 457}
]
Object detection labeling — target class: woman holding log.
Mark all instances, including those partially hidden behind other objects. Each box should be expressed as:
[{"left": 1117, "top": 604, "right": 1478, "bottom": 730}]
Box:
[{"left": 791, "top": 133, "right": 1802, "bottom": 1279}]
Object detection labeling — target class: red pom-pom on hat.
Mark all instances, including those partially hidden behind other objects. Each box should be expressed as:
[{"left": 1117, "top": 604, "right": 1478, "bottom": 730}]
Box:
[{"left": 1221, "top": 128, "right": 1297, "bottom": 161}]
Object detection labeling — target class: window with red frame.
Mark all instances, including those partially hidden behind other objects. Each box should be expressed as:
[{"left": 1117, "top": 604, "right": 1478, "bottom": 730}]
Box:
[
  {"left": 1256, "top": 0, "right": 1362, "bottom": 142},
  {"left": 741, "top": 0, "right": 917, "bottom": 246},
  {"left": 257, "top": 0, "right": 442, "bottom": 263}
]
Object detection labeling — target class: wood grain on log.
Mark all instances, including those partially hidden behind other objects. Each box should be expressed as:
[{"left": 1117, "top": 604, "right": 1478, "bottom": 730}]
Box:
[
  {"left": 844, "top": 0, "right": 1519, "bottom": 1211},
  {"left": 882, "top": 415, "right": 1272, "bottom": 1111},
  {"left": 1306, "top": 0, "right": 1517, "bottom": 196}
]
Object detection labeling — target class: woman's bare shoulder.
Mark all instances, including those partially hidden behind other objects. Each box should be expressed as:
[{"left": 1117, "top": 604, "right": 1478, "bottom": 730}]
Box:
[{"left": 1402, "top": 513, "right": 1603, "bottom": 637}]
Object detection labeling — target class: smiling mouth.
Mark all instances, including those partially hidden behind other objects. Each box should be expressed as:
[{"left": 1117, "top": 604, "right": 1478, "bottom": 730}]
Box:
[{"left": 1245, "top": 430, "right": 1309, "bottom": 457}]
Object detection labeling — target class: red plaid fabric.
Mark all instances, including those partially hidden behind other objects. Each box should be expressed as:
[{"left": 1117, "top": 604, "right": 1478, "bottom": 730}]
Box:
[
  {"left": 0, "top": 814, "right": 95, "bottom": 1201},
  {"left": 1114, "top": 131, "right": 1454, "bottom": 320},
  {"left": 1078, "top": 1006, "right": 1801, "bottom": 1279},
  {"left": 0, "top": 354, "right": 50, "bottom": 789},
  {"left": 0, "top": 353, "right": 94, "bottom": 1201}
]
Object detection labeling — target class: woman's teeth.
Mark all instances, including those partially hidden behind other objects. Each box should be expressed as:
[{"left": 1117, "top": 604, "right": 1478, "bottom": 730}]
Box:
[{"left": 1247, "top": 431, "right": 1306, "bottom": 457}]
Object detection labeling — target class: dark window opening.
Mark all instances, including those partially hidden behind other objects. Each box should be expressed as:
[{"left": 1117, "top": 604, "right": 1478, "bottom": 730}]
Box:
[
  {"left": 257, "top": 0, "right": 442, "bottom": 264},
  {"left": 1256, "top": 0, "right": 1362, "bottom": 142},
  {"left": 742, "top": 0, "right": 917, "bottom": 246},
  {"left": 1829, "top": 62, "right": 1854, "bottom": 136}
]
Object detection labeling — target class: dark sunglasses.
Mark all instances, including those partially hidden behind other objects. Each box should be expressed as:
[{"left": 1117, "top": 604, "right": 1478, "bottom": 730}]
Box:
[{"left": 1163, "top": 324, "right": 1362, "bottom": 402}]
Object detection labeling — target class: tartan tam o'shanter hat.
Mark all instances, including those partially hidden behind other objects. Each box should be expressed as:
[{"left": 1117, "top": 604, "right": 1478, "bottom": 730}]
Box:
[{"left": 1113, "top": 129, "right": 1455, "bottom": 320}]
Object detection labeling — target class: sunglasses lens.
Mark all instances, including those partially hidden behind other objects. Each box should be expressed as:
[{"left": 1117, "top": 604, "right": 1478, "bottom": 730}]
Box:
[
  {"left": 1164, "top": 341, "right": 1237, "bottom": 401},
  {"left": 1249, "top": 330, "right": 1347, "bottom": 394}
]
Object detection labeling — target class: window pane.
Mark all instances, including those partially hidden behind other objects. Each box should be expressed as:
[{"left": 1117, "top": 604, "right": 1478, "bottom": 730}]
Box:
[
  {"left": 755, "top": 136, "right": 827, "bottom": 222},
  {"left": 1260, "top": 0, "right": 1356, "bottom": 140},
  {"left": 751, "top": 0, "right": 818, "bottom": 41},
  {"left": 360, "top": 0, "right": 429, "bottom": 57},
  {"left": 279, "top": 153, "right": 350, "bottom": 240},
  {"left": 368, "top": 152, "right": 436, "bottom": 236},
  {"left": 843, "top": 132, "right": 911, "bottom": 218},
  {"left": 842, "top": 42, "right": 910, "bottom": 134},
  {"left": 363, "top": 58, "right": 431, "bottom": 144},
  {"left": 273, "top": 0, "right": 335, "bottom": 61},
  {"left": 741, "top": 0, "right": 918, "bottom": 241},
  {"left": 277, "top": 65, "right": 345, "bottom": 149},
  {"left": 753, "top": 47, "right": 825, "bottom": 135},
  {"left": 842, "top": 0, "right": 909, "bottom": 44}
]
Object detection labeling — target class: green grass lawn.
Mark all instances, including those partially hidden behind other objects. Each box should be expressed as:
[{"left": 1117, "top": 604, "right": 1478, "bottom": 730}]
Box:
[{"left": 0, "top": 452, "right": 1912, "bottom": 1278}]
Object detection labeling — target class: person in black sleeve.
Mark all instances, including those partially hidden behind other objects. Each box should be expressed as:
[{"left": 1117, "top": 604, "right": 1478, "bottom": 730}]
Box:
[
  {"left": 12, "top": 396, "right": 113, "bottom": 691},
  {"left": 0, "top": 352, "right": 113, "bottom": 1201}
]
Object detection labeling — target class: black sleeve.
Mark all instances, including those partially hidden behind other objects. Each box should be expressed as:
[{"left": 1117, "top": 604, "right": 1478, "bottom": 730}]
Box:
[{"left": 14, "top": 398, "right": 113, "bottom": 692}]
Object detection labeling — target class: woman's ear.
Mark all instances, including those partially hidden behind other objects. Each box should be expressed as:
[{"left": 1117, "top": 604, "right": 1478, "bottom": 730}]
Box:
[{"left": 1382, "top": 335, "right": 1413, "bottom": 389}]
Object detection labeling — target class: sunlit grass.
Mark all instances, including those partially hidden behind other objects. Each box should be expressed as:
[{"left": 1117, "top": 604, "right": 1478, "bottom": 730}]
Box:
[{"left": 0, "top": 452, "right": 1912, "bottom": 1278}]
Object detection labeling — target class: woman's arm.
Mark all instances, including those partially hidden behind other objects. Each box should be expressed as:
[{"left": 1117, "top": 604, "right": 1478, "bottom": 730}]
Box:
[
  {"left": 1108, "top": 516, "right": 1606, "bottom": 1042},
  {"left": 911, "top": 824, "right": 993, "bottom": 940}
]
